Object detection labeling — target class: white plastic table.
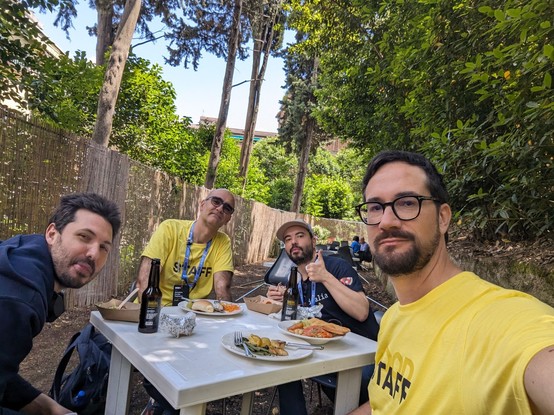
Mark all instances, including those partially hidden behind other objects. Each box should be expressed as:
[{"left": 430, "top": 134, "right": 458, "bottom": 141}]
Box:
[{"left": 90, "top": 306, "right": 376, "bottom": 415}]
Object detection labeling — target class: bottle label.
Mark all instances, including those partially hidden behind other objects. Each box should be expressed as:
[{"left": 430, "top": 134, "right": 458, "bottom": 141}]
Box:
[
  {"left": 172, "top": 284, "right": 189, "bottom": 306},
  {"left": 282, "top": 300, "right": 297, "bottom": 320},
  {"left": 144, "top": 306, "right": 159, "bottom": 326}
]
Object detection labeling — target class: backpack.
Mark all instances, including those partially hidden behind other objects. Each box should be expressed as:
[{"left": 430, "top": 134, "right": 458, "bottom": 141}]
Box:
[{"left": 49, "top": 323, "right": 112, "bottom": 415}]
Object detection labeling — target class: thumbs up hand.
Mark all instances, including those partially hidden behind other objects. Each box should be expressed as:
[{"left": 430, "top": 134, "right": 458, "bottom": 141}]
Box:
[{"left": 305, "top": 250, "right": 331, "bottom": 283}]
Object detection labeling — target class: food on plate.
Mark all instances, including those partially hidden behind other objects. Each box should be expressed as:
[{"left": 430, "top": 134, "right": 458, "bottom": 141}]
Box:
[
  {"left": 212, "top": 300, "right": 224, "bottom": 312},
  {"left": 245, "top": 334, "right": 288, "bottom": 356},
  {"left": 188, "top": 299, "right": 239, "bottom": 313},
  {"left": 287, "top": 318, "right": 350, "bottom": 338},
  {"left": 191, "top": 299, "right": 215, "bottom": 313},
  {"left": 221, "top": 302, "right": 240, "bottom": 312},
  {"left": 301, "top": 325, "right": 334, "bottom": 338}
]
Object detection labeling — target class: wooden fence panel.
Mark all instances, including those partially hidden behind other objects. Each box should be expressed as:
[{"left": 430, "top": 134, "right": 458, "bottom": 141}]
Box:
[
  {"left": 0, "top": 108, "right": 86, "bottom": 237},
  {"left": 0, "top": 107, "right": 366, "bottom": 307}
]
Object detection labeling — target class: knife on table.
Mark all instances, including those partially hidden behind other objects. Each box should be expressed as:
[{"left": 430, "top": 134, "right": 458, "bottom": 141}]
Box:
[{"left": 284, "top": 342, "right": 324, "bottom": 350}]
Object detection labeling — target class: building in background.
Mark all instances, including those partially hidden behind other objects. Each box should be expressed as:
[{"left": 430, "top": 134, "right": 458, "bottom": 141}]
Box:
[
  {"left": 193, "top": 116, "right": 278, "bottom": 145},
  {"left": 2, "top": 12, "right": 64, "bottom": 112}
]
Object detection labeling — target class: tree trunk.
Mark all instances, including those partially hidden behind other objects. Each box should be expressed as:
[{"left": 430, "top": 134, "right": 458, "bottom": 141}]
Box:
[
  {"left": 291, "top": 116, "right": 314, "bottom": 213},
  {"left": 238, "top": 6, "right": 279, "bottom": 186},
  {"left": 95, "top": 0, "right": 115, "bottom": 65},
  {"left": 291, "top": 56, "right": 319, "bottom": 213},
  {"left": 204, "top": 0, "right": 243, "bottom": 189},
  {"left": 237, "top": 37, "right": 261, "bottom": 182},
  {"left": 92, "top": 0, "right": 142, "bottom": 147}
]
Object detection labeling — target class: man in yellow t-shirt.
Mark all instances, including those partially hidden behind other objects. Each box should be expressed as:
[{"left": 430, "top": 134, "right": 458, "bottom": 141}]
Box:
[
  {"left": 348, "top": 151, "right": 554, "bottom": 415},
  {"left": 136, "top": 188, "right": 235, "bottom": 306}
]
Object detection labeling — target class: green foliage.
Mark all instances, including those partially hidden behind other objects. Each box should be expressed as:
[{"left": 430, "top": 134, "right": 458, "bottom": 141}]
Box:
[
  {"left": 303, "top": 174, "right": 355, "bottom": 219},
  {"left": 335, "top": 148, "right": 368, "bottom": 199},
  {"left": 248, "top": 139, "right": 365, "bottom": 218},
  {"left": 252, "top": 138, "right": 298, "bottom": 181},
  {"left": 268, "top": 178, "right": 295, "bottom": 211},
  {"left": 29, "top": 52, "right": 102, "bottom": 134},
  {"left": 0, "top": 0, "right": 68, "bottom": 107},
  {"left": 240, "top": 157, "right": 271, "bottom": 204},
  {"left": 301, "top": 147, "right": 361, "bottom": 219},
  {"left": 28, "top": 51, "right": 208, "bottom": 184},
  {"left": 309, "top": 149, "right": 341, "bottom": 177},
  {"left": 203, "top": 128, "right": 270, "bottom": 203},
  {"left": 311, "top": 224, "right": 331, "bottom": 243},
  {"left": 284, "top": 0, "right": 553, "bottom": 240},
  {"left": 251, "top": 139, "right": 297, "bottom": 209}
]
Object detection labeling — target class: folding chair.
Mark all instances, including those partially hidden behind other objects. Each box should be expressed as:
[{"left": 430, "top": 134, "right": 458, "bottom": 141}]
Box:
[
  {"left": 235, "top": 249, "right": 295, "bottom": 302},
  {"left": 263, "top": 248, "right": 295, "bottom": 286},
  {"left": 336, "top": 245, "right": 357, "bottom": 269}
]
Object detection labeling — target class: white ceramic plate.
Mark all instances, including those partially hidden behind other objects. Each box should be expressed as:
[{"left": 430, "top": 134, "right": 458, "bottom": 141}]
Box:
[
  {"left": 277, "top": 320, "right": 347, "bottom": 345},
  {"left": 221, "top": 331, "right": 313, "bottom": 361},
  {"left": 178, "top": 300, "right": 243, "bottom": 316}
]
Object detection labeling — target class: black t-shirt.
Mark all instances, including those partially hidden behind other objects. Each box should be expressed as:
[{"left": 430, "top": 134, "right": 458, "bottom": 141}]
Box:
[{"left": 298, "top": 255, "right": 379, "bottom": 341}]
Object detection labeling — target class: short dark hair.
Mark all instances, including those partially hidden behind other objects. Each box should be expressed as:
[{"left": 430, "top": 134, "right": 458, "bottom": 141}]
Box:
[
  {"left": 362, "top": 151, "right": 449, "bottom": 203},
  {"left": 48, "top": 193, "right": 121, "bottom": 239},
  {"left": 353, "top": 235, "right": 359, "bottom": 242}
]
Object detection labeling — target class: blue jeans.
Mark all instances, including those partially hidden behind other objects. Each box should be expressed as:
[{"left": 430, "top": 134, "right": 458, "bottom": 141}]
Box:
[{"left": 277, "top": 380, "right": 308, "bottom": 415}]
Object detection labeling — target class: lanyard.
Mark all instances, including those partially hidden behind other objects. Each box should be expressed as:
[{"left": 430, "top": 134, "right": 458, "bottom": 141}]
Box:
[
  {"left": 181, "top": 221, "right": 212, "bottom": 290},
  {"left": 298, "top": 278, "right": 316, "bottom": 307}
]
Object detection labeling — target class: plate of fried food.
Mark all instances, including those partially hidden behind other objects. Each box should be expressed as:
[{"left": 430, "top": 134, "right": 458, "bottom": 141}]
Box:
[
  {"left": 277, "top": 318, "right": 350, "bottom": 345},
  {"left": 221, "top": 332, "right": 313, "bottom": 361},
  {"left": 178, "top": 299, "right": 243, "bottom": 316}
]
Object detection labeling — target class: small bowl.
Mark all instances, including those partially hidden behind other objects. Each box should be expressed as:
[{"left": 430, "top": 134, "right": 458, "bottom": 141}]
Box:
[
  {"left": 96, "top": 299, "right": 140, "bottom": 322},
  {"left": 244, "top": 296, "right": 282, "bottom": 315},
  {"left": 160, "top": 312, "right": 196, "bottom": 338}
]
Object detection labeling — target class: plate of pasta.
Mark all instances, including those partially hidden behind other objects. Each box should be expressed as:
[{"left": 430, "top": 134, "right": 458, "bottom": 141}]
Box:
[{"left": 277, "top": 318, "right": 350, "bottom": 345}]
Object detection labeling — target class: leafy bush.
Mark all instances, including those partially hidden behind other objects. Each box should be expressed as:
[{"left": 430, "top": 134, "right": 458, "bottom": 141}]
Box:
[
  {"left": 312, "top": 225, "right": 331, "bottom": 243},
  {"left": 303, "top": 175, "right": 355, "bottom": 219}
]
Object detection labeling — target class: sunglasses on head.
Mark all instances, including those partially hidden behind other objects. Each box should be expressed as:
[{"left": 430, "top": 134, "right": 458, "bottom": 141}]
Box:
[{"left": 206, "top": 196, "right": 235, "bottom": 215}]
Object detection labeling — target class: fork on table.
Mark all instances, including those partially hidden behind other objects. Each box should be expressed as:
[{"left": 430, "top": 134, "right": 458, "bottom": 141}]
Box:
[{"left": 234, "top": 331, "right": 256, "bottom": 358}]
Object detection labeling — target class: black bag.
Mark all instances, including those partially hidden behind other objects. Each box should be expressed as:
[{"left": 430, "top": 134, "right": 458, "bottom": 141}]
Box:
[{"left": 49, "top": 323, "right": 112, "bottom": 415}]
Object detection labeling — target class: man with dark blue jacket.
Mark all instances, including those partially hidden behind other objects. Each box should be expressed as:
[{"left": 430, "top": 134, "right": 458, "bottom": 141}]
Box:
[{"left": 0, "top": 193, "right": 121, "bottom": 415}]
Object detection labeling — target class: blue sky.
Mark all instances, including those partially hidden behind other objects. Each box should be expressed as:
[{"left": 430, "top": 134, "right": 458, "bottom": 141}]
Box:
[{"left": 34, "top": 3, "right": 286, "bottom": 133}]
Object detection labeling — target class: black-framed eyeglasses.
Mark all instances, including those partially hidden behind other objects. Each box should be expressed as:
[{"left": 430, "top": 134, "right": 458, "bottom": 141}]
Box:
[
  {"left": 355, "top": 195, "right": 440, "bottom": 225},
  {"left": 206, "top": 196, "right": 235, "bottom": 215}
]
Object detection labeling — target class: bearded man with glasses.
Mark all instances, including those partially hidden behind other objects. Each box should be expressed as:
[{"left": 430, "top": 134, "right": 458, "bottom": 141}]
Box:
[{"left": 348, "top": 151, "right": 554, "bottom": 415}]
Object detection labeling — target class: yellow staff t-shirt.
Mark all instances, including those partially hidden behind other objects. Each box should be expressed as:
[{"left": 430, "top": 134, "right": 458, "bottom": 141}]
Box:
[
  {"left": 369, "top": 272, "right": 554, "bottom": 414},
  {"left": 142, "top": 219, "right": 234, "bottom": 305}
]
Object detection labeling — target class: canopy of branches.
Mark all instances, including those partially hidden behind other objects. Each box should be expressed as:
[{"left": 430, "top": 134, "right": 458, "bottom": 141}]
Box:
[{"left": 283, "top": 0, "right": 553, "bottom": 239}]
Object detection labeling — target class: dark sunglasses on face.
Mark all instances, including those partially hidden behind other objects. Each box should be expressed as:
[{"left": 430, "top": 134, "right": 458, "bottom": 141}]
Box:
[{"left": 206, "top": 196, "right": 235, "bottom": 215}]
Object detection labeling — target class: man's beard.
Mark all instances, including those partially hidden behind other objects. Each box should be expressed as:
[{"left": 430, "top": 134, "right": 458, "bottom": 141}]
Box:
[
  {"left": 288, "top": 243, "right": 314, "bottom": 266},
  {"left": 373, "top": 226, "right": 440, "bottom": 276},
  {"left": 55, "top": 261, "right": 95, "bottom": 289},
  {"left": 50, "top": 239, "right": 96, "bottom": 289}
]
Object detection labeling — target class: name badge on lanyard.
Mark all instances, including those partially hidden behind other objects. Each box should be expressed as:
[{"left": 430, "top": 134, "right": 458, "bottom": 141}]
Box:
[
  {"left": 298, "top": 279, "right": 316, "bottom": 307},
  {"left": 172, "top": 221, "right": 212, "bottom": 306}
]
